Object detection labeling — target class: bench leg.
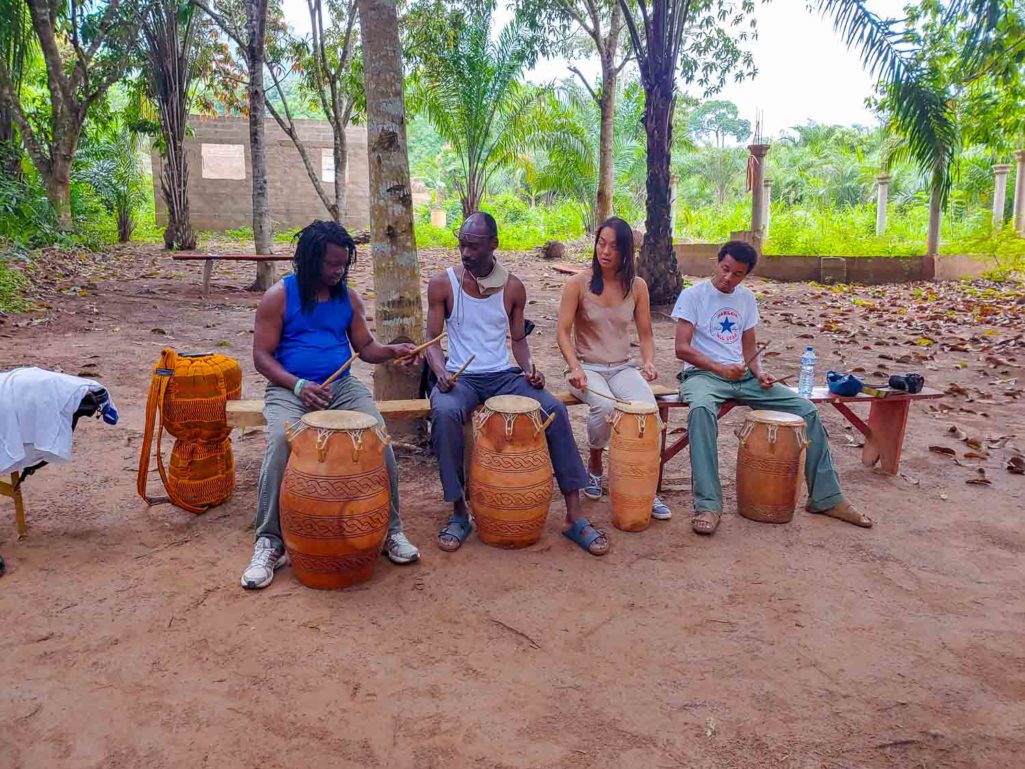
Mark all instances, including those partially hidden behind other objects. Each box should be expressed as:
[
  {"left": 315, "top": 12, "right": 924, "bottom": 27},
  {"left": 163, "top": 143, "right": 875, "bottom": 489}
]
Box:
[
  {"left": 2, "top": 472, "right": 27, "bottom": 538},
  {"left": 657, "top": 406, "right": 670, "bottom": 492},
  {"left": 862, "top": 399, "right": 909, "bottom": 474},
  {"left": 202, "top": 260, "right": 213, "bottom": 296}
]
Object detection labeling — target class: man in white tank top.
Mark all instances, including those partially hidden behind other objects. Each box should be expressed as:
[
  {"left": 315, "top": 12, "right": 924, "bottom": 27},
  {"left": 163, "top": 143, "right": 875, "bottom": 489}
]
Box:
[{"left": 424, "top": 213, "right": 609, "bottom": 556}]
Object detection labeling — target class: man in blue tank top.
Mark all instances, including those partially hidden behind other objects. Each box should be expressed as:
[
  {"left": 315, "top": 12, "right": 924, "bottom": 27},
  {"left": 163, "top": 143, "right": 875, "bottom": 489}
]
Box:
[
  {"left": 424, "top": 212, "right": 608, "bottom": 556},
  {"left": 241, "top": 221, "right": 422, "bottom": 589}
]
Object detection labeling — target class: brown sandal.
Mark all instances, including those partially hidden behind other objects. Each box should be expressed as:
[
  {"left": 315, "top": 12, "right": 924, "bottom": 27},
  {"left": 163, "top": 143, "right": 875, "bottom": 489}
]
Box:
[
  {"left": 808, "top": 502, "right": 873, "bottom": 528},
  {"left": 691, "top": 511, "right": 721, "bottom": 535}
]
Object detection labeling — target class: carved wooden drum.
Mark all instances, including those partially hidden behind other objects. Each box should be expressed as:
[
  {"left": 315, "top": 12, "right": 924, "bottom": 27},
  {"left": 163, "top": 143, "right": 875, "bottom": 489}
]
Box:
[
  {"left": 735, "top": 410, "right": 808, "bottom": 524},
  {"left": 280, "top": 410, "right": 391, "bottom": 589},
  {"left": 468, "top": 395, "right": 555, "bottom": 548},
  {"left": 608, "top": 400, "right": 664, "bottom": 532}
]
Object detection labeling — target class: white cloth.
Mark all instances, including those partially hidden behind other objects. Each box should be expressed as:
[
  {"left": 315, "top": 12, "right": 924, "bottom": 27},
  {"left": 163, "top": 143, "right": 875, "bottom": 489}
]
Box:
[
  {"left": 0, "top": 367, "right": 111, "bottom": 474},
  {"left": 444, "top": 267, "right": 513, "bottom": 374},
  {"left": 670, "top": 279, "right": 759, "bottom": 369}
]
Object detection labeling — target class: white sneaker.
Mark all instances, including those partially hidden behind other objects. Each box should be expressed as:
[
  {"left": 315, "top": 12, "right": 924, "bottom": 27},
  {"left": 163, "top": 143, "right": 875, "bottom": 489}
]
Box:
[
  {"left": 384, "top": 531, "right": 420, "bottom": 564},
  {"left": 240, "top": 536, "right": 289, "bottom": 590}
]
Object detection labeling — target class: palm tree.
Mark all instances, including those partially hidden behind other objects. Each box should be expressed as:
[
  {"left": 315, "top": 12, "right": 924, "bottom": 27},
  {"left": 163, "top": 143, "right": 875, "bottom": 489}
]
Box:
[
  {"left": 409, "top": 6, "right": 561, "bottom": 218},
  {"left": 815, "top": 0, "right": 1008, "bottom": 256}
]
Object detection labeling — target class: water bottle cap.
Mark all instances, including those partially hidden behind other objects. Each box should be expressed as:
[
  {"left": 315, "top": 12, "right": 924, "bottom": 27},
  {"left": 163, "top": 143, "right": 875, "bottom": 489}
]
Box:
[{"left": 805, "top": 346, "right": 813, "bottom": 352}]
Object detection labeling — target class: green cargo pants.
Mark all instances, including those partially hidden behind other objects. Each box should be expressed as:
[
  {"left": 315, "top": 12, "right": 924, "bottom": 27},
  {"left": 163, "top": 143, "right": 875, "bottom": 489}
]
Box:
[{"left": 679, "top": 369, "right": 845, "bottom": 514}]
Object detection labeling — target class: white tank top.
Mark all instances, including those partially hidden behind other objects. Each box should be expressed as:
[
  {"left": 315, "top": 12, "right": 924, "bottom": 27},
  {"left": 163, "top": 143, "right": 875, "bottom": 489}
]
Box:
[{"left": 445, "top": 267, "right": 512, "bottom": 374}]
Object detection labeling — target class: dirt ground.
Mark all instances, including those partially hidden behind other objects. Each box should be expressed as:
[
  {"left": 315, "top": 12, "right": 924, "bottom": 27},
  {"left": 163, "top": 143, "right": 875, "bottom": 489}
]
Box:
[{"left": 1, "top": 243, "right": 1023, "bottom": 769}]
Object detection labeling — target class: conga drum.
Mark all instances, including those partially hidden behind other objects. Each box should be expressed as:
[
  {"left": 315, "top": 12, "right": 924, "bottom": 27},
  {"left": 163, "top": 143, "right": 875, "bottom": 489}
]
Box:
[
  {"left": 468, "top": 395, "right": 555, "bottom": 548},
  {"left": 608, "top": 400, "right": 664, "bottom": 532},
  {"left": 735, "top": 410, "right": 809, "bottom": 524},
  {"left": 279, "top": 411, "right": 391, "bottom": 589}
]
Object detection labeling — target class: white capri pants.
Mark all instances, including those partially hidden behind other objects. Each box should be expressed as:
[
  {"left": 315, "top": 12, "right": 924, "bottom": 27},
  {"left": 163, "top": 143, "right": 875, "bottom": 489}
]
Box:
[{"left": 567, "top": 361, "right": 656, "bottom": 449}]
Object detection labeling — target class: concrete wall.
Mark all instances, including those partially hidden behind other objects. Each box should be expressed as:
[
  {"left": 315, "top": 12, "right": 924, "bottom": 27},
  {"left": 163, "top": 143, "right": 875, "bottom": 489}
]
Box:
[
  {"left": 674, "top": 243, "right": 993, "bottom": 284},
  {"left": 152, "top": 117, "right": 371, "bottom": 232}
]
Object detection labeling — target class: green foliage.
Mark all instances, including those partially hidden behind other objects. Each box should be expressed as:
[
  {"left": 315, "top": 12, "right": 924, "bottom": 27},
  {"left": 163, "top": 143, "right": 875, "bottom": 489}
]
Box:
[{"left": 0, "top": 254, "right": 29, "bottom": 313}]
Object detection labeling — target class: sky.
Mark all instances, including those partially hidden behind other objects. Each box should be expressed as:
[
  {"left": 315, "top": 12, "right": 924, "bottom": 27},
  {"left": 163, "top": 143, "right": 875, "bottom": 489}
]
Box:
[{"left": 281, "top": 0, "right": 907, "bottom": 138}]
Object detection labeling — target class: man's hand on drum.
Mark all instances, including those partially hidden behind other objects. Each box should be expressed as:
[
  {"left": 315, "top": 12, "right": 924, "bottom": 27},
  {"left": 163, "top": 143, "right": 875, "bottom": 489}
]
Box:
[
  {"left": 756, "top": 371, "right": 776, "bottom": 389},
  {"left": 389, "top": 342, "right": 421, "bottom": 366},
  {"left": 525, "top": 364, "right": 545, "bottom": 389},
  {"left": 567, "top": 366, "right": 587, "bottom": 390},
  {"left": 640, "top": 361, "right": 657, "bottom": 382},
  {"left": 298, "top": 380, "right": 332, "bottom": 410}
]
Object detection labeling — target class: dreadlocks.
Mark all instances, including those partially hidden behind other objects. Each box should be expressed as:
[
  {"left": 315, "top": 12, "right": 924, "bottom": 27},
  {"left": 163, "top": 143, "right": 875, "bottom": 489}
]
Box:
[{"left": 292, "top": 220, "right": 357, "bottom": 313}]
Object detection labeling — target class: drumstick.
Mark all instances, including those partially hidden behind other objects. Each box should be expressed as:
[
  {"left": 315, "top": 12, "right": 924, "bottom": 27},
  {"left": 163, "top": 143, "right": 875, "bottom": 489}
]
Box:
[
  {"left": 586, "top": 388, "right": 631, "bottom": 407},
  {"left": 450, "top": 354, "right": 475, "bottom": 382},
  {"left": 395, "top": 332, "right": 446, "bottom": 362},
  {"left": 743, "top": 342, "right": 770, "bottom": 370},
  {"left": 321, "top": 355, "right": 357, "bottom": 387}
]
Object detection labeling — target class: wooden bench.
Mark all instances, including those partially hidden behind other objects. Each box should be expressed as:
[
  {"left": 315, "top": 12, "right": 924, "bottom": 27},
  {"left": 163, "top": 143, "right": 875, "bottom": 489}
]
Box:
[
  {"left": 225, "top": 384, "right": 942, "bottom": 490},
  {"left": 171, "top": 253, "right": 293, "bottom": 295},
  {"left": 1, "top": 472, "right": 27, "bottom": 538}
]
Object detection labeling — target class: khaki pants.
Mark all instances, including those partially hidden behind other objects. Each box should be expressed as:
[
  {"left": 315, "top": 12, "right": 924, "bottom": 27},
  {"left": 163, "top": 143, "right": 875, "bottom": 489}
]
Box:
[{"left": 567, "top": 362, "right": 655, "bottom": 449}]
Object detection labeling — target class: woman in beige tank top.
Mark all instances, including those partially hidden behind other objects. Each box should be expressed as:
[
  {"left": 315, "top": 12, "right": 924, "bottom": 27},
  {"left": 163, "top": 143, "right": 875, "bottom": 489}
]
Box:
[{"left": 556, "top": 217, "right": 671, "bottom": 520}]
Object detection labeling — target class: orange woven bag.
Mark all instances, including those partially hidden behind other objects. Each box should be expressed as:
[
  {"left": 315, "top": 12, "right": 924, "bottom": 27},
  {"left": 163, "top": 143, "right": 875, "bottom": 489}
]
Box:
[{"left": 137, "top": 348, "right": 242, "bottom": 513}]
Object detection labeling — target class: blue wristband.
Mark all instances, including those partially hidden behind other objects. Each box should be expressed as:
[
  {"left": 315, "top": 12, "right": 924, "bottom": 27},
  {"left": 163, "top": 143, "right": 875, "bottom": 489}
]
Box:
[{"left": 293, "top": 378, "right": 306, "bottom": 397}]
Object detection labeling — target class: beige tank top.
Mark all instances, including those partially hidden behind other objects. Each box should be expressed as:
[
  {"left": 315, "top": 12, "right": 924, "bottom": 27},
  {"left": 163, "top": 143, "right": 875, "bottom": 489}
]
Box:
[{"left": 574, "top": 278, "right": 635, "bottom": 365}]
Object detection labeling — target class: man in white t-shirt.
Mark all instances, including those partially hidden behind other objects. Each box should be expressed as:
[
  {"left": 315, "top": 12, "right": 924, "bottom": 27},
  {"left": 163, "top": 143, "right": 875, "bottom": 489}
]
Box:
[{"left": 671, "top": 240, "right": 871, "bottom": 535}]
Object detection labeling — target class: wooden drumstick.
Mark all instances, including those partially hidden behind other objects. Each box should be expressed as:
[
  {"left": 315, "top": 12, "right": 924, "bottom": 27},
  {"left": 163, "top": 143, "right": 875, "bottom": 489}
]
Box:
[
  {"left": 321, "top": 355, "right": 357, "bottom": 387},
  {"left": 743, "top": 342, "right": 770, "bottom": 370},
  {"left": 395, "top": 332, "right": 446, "bottom": 362},
  {"left": 450, "top": 354, "right": 476, "bottom": 382},
  {"left": 586, "top": 388, "right": 631, "bottom": 407}
]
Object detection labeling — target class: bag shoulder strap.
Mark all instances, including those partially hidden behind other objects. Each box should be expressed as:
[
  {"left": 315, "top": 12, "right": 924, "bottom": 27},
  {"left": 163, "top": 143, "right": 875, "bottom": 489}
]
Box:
[{"left": 137, "top": 348, "right": 176, "bottom": 505}]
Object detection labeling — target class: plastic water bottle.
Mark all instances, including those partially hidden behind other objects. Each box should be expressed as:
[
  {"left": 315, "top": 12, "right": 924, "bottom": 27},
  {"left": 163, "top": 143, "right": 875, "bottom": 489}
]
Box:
[{"left": 797, "top": 346, "right": 816, "bottom": 398}]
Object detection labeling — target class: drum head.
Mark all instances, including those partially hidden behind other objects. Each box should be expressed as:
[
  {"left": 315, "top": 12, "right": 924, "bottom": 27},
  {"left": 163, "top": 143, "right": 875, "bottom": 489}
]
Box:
[
  {"left": 484, "top": 394, "right": 540, "bottom": 414},
  {"left": 614, "top": 399, "right": 658, "bottom": 415},
  {"left": 747, "top": 410, "right": 805, "bottom": 426},
  {"left": 301, "top": 410, "right": 378, "bottom": 430}
]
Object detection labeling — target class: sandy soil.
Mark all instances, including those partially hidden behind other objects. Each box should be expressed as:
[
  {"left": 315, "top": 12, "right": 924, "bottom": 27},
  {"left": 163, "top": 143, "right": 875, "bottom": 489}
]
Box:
[{"left": 1, "top": 244, "right": 1023, "bottom": 769}]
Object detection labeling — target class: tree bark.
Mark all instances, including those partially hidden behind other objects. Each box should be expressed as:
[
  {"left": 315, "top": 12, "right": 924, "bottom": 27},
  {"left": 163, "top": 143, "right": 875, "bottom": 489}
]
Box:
[
  {"left": 357, "top": 0, "right": 425, "bottom": 408},
  {"left": 245, "top": 0, "right": 275, "bottom": 290},
  {"left": 595, "top": 78, "right": 616, "bottom": 229},
  {"left": 926, "top": 166, "right": 943, "bottom": 258},
  {"left": 638, "top": 75, "right": 681, "bottom": 304},
  {"left": 334, "top": 126, "right": 348, "bottom": 224}
]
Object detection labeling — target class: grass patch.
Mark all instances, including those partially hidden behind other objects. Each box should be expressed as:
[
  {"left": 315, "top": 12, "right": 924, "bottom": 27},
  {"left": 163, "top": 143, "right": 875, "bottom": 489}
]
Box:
[{"left": 0, "top": 256, "right": 30, "bottom": 313}]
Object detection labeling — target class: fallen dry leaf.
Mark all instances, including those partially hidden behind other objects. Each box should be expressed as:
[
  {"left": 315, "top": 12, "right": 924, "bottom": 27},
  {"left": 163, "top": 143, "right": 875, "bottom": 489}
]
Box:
[
  {"left": 929, "top": 445, "right": 956, "bottom": 456},
  {"left": 1008, "top": 456, "right": 1025, "bottom": 475},
  {"left": 947, "top": 424, "right": 967, "bottom": 441},
  {"left": 966, "top": 468, "right": 992, "bottom": 485}
]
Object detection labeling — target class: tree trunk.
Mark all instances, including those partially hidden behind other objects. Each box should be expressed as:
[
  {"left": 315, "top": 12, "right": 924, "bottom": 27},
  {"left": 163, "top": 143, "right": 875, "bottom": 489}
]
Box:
[
  {"left": 245, "top": 0, "right": 275, "bottom": 290},
  {"left": 0, "top": 108, "right": 21, "bottom": 181},
  {"left": 638, "top": 76, "right": 681, "bottom": 304},
  {"left": 44, "top": 158, "right": 73, "bottom": 230},
  {"left": 594, "top": 74, "right": 617, "bottom": 230},
  {"left": 357, "top": 0, "right": 425, "bottom": 409},
  {"left": 926, "top": 168, "right": 943, "bottom": 258},
  {"left": 334, "top": 126, "right": 347, "bottom": 225}
]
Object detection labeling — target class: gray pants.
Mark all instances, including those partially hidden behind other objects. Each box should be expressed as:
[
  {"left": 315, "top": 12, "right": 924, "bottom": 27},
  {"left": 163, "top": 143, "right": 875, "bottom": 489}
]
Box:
[
  {"left": 567, "top": 362, "right": 656, "bottom": 449},
  {"left": 429, "top": 368, "right": 589, "bottom": 503},
  {"left": 255, "top": 376, "right": 402, "bottom": 547}
]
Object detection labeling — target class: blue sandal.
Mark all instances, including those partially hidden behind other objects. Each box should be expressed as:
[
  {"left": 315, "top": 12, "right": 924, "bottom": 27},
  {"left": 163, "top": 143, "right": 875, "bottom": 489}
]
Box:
[
  {"left": 562, "top": 517, "right": 609, "bottom": 556},
  {"left": 437, "top": 515, "right": 473, "bottom": 552}
]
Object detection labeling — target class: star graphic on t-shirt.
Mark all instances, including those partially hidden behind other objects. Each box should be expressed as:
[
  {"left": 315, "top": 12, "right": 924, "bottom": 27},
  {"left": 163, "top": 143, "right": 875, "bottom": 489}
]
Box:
[{"left": 719, "top": 317, "right": 736, "bottom": 333}]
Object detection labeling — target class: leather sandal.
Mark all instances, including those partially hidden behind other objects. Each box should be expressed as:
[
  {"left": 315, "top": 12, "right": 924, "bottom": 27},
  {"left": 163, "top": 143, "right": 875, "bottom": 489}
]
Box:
[
  {"left": 691, "top": 511, "right": 721, "bottom": 535},
  {"left": 807, "top": 501, "right": 873, "bottom": 528}
]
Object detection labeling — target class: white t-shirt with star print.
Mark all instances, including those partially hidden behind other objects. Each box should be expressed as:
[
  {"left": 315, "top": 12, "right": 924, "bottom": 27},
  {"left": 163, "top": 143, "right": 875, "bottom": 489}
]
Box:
[{"left": 670, "top": 279, "right": 760, "bottom": 369}]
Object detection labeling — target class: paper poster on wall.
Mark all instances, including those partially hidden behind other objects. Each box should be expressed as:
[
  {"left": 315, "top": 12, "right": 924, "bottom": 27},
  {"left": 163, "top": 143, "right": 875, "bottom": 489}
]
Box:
[{"left": 201, "top": 143, "right": 246, "bottom": 180}]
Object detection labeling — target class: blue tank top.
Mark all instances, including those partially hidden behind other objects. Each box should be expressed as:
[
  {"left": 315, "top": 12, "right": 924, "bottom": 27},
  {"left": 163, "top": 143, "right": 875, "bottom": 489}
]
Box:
[{"left": 274, "top": 274, "right": 354, "bottom": 382}]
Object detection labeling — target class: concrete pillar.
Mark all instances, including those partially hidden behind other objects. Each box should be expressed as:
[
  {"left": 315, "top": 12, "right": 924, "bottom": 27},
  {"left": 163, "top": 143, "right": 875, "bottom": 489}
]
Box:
[
  {"left": 875, "top": 174, "right": 892, "bottom": 236},
  {"left": 748, "top": 144, "right": 770, "bottom": 235},
  {"left": 992, "top": 163, "right": 1011, "bottom": 227},
  {"left": 1014, "top": 149, "right": 1025, "bottom": 235},
  {"left": 762, "top": 178, "right": 774, "bottom": 239}
]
